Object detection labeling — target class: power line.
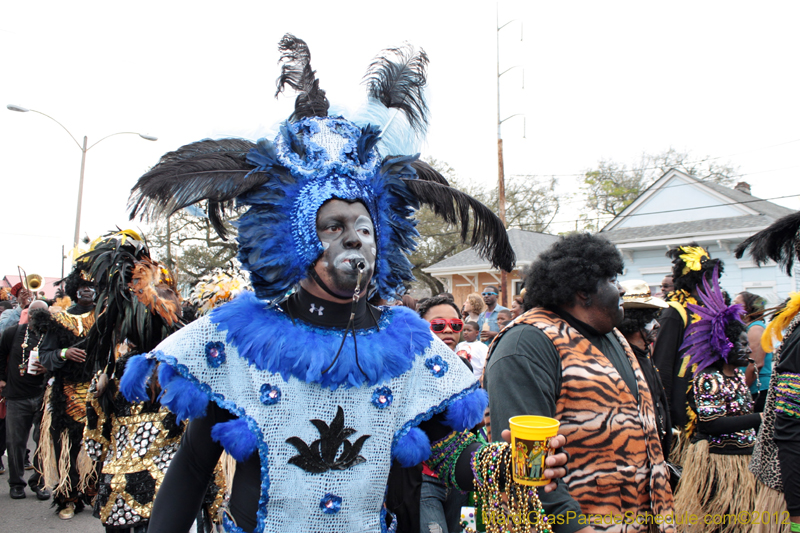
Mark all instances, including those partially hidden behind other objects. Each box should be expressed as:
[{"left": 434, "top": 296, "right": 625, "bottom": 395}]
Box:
[{"left": 546, "top": 192, "right": 799, "bottom": 228}]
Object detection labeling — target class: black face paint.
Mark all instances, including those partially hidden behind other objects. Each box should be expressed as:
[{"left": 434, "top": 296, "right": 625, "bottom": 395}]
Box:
[
  {"left": 730, "top": 331, "right": 753, "bottom": 367},
  {"left": 313, "top": 200, "right": 376, "bottom": 299},
  {"left": 593, "top": 276, "right": 625, "bottom": 330}
]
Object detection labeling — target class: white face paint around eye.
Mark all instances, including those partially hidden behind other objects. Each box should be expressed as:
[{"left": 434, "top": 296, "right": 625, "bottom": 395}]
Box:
[
  {"left": 321, "top": 242, "right": 330, "bottom": 249},
  {"left": 355, "top": 215, "right": 375, "bottom": 245},
  {"left": 644, "top": 319, "right": 658, "bottom": 332}
]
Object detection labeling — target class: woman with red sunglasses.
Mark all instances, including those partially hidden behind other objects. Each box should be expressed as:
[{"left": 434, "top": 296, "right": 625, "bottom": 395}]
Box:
[
  {"left": 414, "top": 295, "right": 469, "bottom": 533},
  {"left": 419, "top": 296, "right": 464, "bottom": 352}
]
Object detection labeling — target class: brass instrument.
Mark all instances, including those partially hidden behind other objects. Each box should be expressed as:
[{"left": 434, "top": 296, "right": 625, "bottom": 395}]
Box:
[{"left": 16, "top": 266, "right": 43, "bottom": 293}]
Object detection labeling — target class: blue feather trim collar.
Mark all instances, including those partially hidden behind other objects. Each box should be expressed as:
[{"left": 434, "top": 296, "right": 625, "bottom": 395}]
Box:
[{"left": 210, "top": 292, "right": 433, "bottom": 390}]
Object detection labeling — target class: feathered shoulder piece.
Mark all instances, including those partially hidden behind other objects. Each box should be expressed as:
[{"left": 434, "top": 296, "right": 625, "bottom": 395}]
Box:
[
  {"left": 80, "top": 230, "right": 182, "bottom": 373},
  {"left": 761, "top": 292, "right": 800, "bottom": 352},
  {"left": 128, "top": 34, "right": 515, "bottom": 301},
  {"left": 735, "top": 210, "right": 800, "bottom": 277},
  {"left": 680, "top": 265, "right": 745, "bottom": 373},
  {"left": 190, "top": 264, "right": 252, "bottom": 316}
]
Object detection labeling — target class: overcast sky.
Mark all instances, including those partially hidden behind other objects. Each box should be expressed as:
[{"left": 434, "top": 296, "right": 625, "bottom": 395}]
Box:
[{"left": 2, "top": 1, "right": 798, "bottom": 279}]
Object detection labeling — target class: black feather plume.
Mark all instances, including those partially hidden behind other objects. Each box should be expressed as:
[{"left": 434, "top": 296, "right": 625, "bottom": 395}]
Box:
[
  {"left": 275, "top": 34, "right": 329, "bottom": 121},
  {"left": 735, "top": 211, "right": 800, "bottom": 276},
  {"left": 364, "top": 44, "right": 429, "bottom": 134},
  {"left": 410, "top": 160, "right": 450, "bottom": 186},
  {"left": 402, "top": 178, "right": 515, "bottom": 272},
  {"left": 127, "top": 138, "right": 274, "bottom": 239}
]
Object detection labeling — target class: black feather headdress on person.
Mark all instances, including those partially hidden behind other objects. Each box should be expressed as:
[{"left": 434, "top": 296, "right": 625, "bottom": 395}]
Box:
[
  {"left": 79, "top": 230, "right": 182, "bottom": 374},
  {"left": 128, "top": 34, "right": 515, "bottom": 301},
  {"left": 735, "top": 211, "right": 800, "bottom": 276}
]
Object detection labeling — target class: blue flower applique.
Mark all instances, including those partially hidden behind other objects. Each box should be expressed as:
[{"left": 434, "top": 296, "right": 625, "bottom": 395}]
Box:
[
  {"left": 425, "top": 355, "right": 448, "bottom": 378},
  {"left": 260, "top": 383, "right": 282, "bottom": 406},
  {"left": 204, "top": 341, "right": 226, "bottom": 368},
  {"left": 371, "top": 387, "right": 393, "bottom": 409},
  {"left": 319, "top": 493, "right": 342, "bottom": 514}
]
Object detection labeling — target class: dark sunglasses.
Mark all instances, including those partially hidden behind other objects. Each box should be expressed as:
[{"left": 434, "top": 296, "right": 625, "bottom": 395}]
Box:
[
  {"left": 429, "top": 318, "right": 464, "bottom": 333},
  {"left": 482, "top": 292, "right": 497, "bottom": 297}
]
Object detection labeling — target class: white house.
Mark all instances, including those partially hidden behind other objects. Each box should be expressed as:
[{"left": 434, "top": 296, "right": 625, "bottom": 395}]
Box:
[{"left": 600, "top": 169, "right": 797, "bottom": 304}]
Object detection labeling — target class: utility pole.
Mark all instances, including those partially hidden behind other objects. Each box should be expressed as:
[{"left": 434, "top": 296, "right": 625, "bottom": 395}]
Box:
[{"left": 497, "top": 3, "right": 525, "bottom": 307}]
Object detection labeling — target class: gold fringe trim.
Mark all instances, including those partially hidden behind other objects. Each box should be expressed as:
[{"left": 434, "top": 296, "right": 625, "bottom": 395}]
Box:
[
  {"left": 753, "top": 485, "right": 791, "bottom": 533},
  {"left": 673, "top": 440, "right": 758, "bottom": 533}
]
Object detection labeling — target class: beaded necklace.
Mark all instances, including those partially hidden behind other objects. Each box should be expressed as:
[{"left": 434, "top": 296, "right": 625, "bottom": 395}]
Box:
[
  {"left": 468, "top": 442, "right": 552, "bottom": 533},
  {"left": 19, "top": 325, "right": 43, "bottom": 377}
]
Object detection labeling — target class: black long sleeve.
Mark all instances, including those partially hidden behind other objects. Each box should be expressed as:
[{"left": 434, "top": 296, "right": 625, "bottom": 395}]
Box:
[
  {"left": 417, "top": 415, "right": 482, "bottom": 491},
  {"left": 147, "top": 403, "right": 231, "bottom": 533},
  {"left": 0, "top": 325, "right": 14, "bottom": 383},
  {"left": 652, "top": 307, "right": 684, "bottom": 422},
  {"left": 697, "top": 413, "right": 761, "bottom": 436}
]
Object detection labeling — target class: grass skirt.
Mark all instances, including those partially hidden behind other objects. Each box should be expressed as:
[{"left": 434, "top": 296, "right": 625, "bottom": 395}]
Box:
[
  {"left": 753, "top": 484, "right": 790, "bottom": 533},
  {"left": 673, "top": 440, "right": 757, "bottom": 533}
]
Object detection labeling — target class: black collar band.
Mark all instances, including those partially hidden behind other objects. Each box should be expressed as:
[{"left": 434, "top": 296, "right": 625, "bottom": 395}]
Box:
[{"left": 285, "top": 286, "right": 379, "bottom": 329}]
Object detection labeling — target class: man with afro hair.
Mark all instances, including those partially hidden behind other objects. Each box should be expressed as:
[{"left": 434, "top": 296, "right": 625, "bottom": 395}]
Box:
[
  {"left": 651, "top": 243, "right": 723, "bottom": 435},
  {"left": 485, "top": 233, "right": 675, "bottom": 533}
]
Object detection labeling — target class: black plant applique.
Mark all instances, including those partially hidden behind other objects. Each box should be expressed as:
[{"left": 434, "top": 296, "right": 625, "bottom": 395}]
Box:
[{"left": 286, "top": 406, "right": 371, "bottom": 474}]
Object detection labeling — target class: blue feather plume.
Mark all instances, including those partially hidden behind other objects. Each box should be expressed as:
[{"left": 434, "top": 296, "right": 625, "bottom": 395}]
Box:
[
  {"left": 392, "top": 426, "right": 430, "bottom": 467},
  {"left": 158, "top": 363, "right": 209, "bottom": 420},
  {"left": 211, "top": 418, "right": 259, "bottom": 462},
  {"left": 119, "top": 354, "right": 157, "bottom": 402},
  {"left": 210, "top": 293, "right": 432, "bottom": 389},
  {"left": 444, "top": 388, "right": 488, "bottom": 431}
]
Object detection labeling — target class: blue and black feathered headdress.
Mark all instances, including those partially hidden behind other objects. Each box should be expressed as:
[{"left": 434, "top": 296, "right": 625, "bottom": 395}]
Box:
[{"left": 128, "top": 34, "right": 515, "bottom": 301}]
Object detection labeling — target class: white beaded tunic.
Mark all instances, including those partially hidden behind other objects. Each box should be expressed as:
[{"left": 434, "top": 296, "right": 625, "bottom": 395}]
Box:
[{"left": 149, "top": 297, "right": 477, "bottom": 533}]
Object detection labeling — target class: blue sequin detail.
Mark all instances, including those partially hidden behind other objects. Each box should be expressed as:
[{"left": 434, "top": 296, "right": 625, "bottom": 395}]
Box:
[
  {"left": 372, "top": 387, "right": 393, "bottom": 409},
  {"left": 205, "top": 341, "right": 226, "bottom": 368},
  {"left": 319, "top": 493, "right": 342, "bottom": 515},
  {"left": 260, "top": 383, "right": 281, "bottom": 406},
  {"left": 390, "top": 381, "right": 480, "bottom": 451},
  {"left": 151, "top": 345, "right": 475, "bottom": 533},
  {"left": 425, "top": 355, "right": 448, "bottom": 378}
]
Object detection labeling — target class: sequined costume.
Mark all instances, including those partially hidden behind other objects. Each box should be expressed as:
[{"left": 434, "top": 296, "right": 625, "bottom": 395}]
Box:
[
  {"left": 38, "top": 303, "right": 97, "bottom": 511},
  {"left": 734, "top": 207, "right": 800, "bottom": 531},
  {"left": 122, "top": 291, "right": 484, "bottom": 533},
  {"left": 84, "top": 349, "right": 184, "bottom": 531},
  {"left": 671, "top": 267, "right": 761, "bottom": 533},
  {"left": 76, "top": 230, "right": 213, "bottom": 532},
  {"left": 115, "top": 33, "right": 563, "bottom": 533}
]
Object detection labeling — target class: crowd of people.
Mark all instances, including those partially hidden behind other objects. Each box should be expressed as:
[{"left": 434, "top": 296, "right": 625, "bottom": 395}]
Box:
[{"left": 1, "top": 32, "right": 799, "bottom": 533}]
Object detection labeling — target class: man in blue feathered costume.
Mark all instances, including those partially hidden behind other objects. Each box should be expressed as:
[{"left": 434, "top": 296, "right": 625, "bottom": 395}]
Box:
[{"left": 120, "top": 35, "right": 567, "bottom": 533}]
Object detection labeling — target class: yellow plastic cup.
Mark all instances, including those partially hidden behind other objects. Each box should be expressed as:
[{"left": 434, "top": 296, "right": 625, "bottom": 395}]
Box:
[{"left": 508, "top": 415, "right": 560, "bottom": 486}]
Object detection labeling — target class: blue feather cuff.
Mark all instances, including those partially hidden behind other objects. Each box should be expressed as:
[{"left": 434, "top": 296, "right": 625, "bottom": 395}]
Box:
[
  {"left": 443, "top": 388, "right": 488, "bottom": 432},
  {"left": 392, "top": 427, "right": 430, "bottom": 467},
  {"left": 158, "top": 363, "right": 209, "bottom": 420},
  {"left": 119, "top": 354, "right": 157, "bottom": 402},
  {"left": 211, "top": 418, "right": 258, "bottom": 462}
]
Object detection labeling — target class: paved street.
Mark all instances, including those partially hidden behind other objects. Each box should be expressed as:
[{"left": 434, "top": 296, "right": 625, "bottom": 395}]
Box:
[
  {"left": 0, "top": 458, "right": 100, "bottom": 532},
  {"left": 0, "top": 433, "right": 102, "bottom": 533}
]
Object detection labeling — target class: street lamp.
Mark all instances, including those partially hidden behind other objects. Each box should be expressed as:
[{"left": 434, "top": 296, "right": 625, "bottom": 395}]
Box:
[{"left": 6, "top": 104, "right": 157, "bottom": 247}]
